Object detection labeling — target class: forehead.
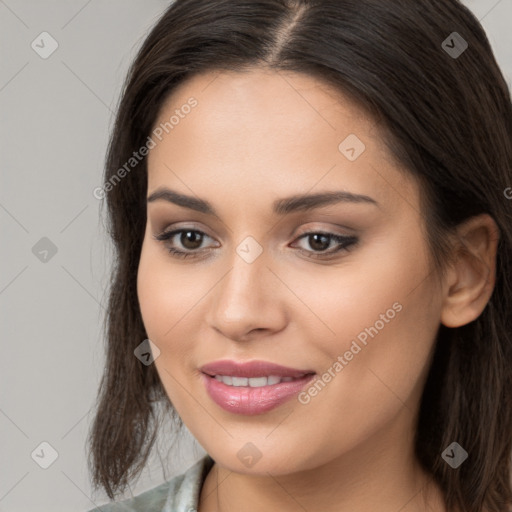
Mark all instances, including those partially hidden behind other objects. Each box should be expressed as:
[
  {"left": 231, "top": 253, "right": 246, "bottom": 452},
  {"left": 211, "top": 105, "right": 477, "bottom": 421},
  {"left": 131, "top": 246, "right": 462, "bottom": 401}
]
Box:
[
  {"left": 146, "top": 68, "right": 420, "bottom": 217},
  {"left": 153, "top": 68, "right": 380, "bottom": 142}
]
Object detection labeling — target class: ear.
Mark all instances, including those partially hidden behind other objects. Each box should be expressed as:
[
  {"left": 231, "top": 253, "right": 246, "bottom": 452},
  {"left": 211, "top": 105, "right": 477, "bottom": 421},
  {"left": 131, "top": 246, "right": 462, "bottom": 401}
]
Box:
[{"left": 440, "top": 214, "right": 500, "bottom": 328}]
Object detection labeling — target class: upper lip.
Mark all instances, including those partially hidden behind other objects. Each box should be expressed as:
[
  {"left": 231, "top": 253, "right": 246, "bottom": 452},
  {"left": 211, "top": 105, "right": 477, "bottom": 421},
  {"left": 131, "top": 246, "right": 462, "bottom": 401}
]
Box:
[{"left": 200, "top": 360, "right": 316, "bottom": 378}]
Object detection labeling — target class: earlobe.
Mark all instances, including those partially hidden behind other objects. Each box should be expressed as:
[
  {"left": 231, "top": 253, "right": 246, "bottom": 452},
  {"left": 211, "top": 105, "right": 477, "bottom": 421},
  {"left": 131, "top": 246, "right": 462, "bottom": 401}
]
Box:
[{"left": 440, "top": 214, "right": 500, "bottom": 328}]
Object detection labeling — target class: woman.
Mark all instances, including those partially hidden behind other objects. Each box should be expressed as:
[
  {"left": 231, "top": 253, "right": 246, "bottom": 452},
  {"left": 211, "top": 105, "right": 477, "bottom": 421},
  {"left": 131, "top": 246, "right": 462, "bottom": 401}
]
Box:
[{"left": 87, "top": 1, "right": 512, "bottom": 511}]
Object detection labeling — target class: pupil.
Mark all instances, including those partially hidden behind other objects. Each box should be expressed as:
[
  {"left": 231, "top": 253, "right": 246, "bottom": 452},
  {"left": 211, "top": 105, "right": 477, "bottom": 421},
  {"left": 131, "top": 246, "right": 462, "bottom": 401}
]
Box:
[
  {"left": 181, "top": 231, "right": 202, "bottom": 249},
  {"left": 309, "top": 234, "right": 329, "bottom": 251}
]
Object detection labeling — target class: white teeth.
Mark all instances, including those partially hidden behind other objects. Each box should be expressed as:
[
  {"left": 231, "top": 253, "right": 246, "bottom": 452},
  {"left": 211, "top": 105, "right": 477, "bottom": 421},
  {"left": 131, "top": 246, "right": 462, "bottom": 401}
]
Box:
[
  {"left": 247, "top": 377, "right": 267, "bottom": 387},
  {"left": 231, "top": 376, "right": 248, "bottom": 386},
  {"left": 213, "top": 375, "right": 302, "bottom": 387}
]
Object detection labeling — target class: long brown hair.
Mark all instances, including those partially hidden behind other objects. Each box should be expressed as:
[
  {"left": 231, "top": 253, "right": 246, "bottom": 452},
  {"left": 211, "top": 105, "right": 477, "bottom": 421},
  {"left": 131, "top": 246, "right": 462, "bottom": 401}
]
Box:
[{"left": 87, "top": 1, "right": 512, "bottom": 510}]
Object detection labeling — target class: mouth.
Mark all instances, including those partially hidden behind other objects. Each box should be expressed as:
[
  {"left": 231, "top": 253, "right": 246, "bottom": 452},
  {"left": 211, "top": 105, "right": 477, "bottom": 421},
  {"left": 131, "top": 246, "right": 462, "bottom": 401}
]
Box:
[{"left": 199, "top": 362, "right": 317, "bottom": 415}]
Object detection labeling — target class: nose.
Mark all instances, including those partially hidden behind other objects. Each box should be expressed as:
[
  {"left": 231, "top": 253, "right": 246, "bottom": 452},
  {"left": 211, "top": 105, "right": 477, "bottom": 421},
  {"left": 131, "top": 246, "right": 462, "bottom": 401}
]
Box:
[{"left": 205, "top": 246, "right": 287, "bottom": 342}]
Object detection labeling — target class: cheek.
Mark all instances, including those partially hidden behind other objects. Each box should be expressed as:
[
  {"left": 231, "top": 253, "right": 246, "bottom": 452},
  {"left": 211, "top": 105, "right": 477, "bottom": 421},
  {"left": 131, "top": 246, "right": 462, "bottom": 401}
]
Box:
[
  {"left": 137, "top": 247, "right": 166, "bottom": 340},
  {"left": 297, "top": 296, "right": 438, "bottom": 458},
  {"left": 137, "top": 241, "right": 203, "bottom": 340},
  {"left": 302, "top": 229, "right": 438, "bottom": 410},
  {"left": 136, "top": 240, "right": 219, "bottom": 397},
  {"left": 136, "top": 245, "right": 198, "bottom": 403},
  {"left": 291, "top": 229, "right": 430, "bottom": 349}
]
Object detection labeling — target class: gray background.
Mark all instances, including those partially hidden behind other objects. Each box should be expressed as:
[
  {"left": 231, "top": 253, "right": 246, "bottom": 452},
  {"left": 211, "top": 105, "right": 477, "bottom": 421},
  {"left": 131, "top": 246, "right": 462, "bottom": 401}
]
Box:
[{"left": 0, "top": 1, "right": 510, "bottom": 511}]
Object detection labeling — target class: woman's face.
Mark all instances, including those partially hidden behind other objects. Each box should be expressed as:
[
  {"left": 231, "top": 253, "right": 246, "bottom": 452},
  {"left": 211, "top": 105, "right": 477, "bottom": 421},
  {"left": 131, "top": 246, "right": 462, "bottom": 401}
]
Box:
[{"left": 137, "top": 68, "right": 445, "bottom": 475}]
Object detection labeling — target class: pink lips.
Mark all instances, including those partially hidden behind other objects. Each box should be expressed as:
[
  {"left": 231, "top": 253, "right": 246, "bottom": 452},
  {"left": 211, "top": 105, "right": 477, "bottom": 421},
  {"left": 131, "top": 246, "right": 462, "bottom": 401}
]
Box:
[{"left": 200, "top": 359, "right": 316, "bottom": 415}]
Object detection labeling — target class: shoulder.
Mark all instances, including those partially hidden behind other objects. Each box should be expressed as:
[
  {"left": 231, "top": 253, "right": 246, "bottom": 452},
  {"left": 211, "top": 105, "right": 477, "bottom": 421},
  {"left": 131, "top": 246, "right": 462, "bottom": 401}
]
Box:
[{"left": 89, "top": 454, "right": 214, "bottom": 512}]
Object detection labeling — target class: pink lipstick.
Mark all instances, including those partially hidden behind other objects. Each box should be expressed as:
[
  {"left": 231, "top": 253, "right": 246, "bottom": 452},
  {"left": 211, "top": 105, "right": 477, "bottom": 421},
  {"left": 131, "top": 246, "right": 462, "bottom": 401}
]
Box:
[{"left": 200, "top": 360, "right": 316, "bottom": 415}]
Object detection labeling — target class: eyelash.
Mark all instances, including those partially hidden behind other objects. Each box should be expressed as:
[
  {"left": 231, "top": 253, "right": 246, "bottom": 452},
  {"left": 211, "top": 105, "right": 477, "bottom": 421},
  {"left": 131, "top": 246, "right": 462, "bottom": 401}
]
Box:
[{"left": 153, "top": 228, "right": 358, "bottom": 260}]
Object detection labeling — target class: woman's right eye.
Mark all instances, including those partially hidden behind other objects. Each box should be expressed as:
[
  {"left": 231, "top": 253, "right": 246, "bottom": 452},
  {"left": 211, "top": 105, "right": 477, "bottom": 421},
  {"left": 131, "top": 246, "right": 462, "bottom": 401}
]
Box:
[{"left": 153, "top": 228, "right": 215, "bottom": 259}]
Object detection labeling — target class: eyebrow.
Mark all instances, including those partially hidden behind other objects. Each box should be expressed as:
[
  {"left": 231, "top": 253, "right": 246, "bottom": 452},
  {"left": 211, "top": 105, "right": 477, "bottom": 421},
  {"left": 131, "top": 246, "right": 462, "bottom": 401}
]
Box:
[{"left": 147, "top": 187, "right": 379, "bottom": 215}]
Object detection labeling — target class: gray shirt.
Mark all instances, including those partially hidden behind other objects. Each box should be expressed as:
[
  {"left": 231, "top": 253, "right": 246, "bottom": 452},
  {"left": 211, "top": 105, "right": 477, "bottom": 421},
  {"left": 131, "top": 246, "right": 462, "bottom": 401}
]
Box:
[{"left": 89, "top": 454, "right": 215, "bottom": 512}]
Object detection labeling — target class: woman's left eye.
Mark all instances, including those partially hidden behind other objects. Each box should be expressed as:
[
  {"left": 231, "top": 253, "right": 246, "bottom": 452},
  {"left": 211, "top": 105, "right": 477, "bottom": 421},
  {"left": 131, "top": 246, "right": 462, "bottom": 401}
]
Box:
[
  {"left": 292, "top": 232, "right": 358, "bottom": 259},
  {"left": 153, "top": 228, "right": 358, "bottom": 260}
]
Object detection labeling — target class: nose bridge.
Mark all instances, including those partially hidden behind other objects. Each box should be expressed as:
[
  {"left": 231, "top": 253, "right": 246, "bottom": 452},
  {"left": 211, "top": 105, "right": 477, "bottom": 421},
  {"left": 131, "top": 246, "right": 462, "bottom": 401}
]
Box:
[
  {"left": 218, "top": 238, "right": 270, "bottom": 310},
  {"left": 206, "top": 235, "right": 285, "bottom": 338}
]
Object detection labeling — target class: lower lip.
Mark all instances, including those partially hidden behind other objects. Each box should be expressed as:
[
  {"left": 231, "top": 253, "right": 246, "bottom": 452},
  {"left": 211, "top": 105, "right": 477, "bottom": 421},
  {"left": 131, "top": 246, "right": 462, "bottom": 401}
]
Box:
[{"left": 201, "top": 373, "right": 317, "bottom": 415}]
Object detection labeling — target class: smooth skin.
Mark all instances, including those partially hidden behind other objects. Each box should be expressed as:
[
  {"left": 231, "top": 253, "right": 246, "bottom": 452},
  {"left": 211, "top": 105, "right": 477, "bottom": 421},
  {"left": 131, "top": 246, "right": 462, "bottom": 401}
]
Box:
[{"left": 136, "top": 68, "right": 499, "bottom": 512}]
